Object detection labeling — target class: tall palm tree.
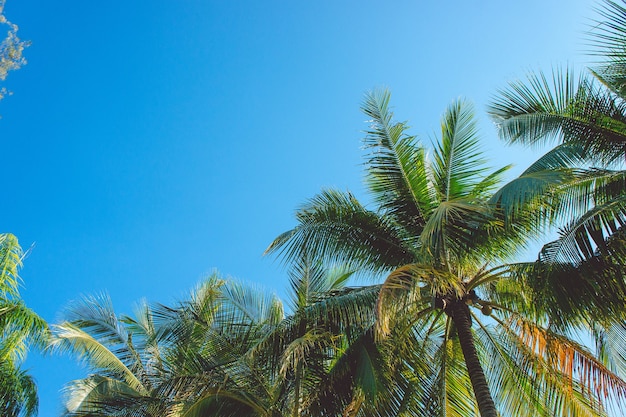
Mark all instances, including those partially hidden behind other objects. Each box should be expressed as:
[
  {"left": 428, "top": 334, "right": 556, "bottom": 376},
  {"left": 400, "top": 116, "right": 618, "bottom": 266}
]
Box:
[
  {"left": 0, "top": 233, "right": 48, "bottom": 417},
  {"left": 487, "top": 0, "right": 626, "bottom": 328},
  {"left": 266, "top": 90, "right": 626, "bottom": 417}
]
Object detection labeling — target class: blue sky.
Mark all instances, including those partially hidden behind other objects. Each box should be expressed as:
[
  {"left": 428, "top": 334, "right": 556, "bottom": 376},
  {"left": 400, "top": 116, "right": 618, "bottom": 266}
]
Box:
[{"left": 2, "top": 1, "right": 594, "bottom": 415}]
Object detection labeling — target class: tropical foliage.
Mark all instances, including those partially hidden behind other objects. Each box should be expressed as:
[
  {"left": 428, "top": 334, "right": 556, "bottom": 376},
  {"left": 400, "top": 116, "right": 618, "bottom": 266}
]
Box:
[
  {"left": 488, "top": 0, "right": 626, "bottom": 329},
  {"left": 49, "top": 2, "right": 626, "bottom": 416},
  {"left": 266, "top": 90, "right": 626, "bottom": 417},
  {"left": 0, "top": 233, "right": 48, "bottom": 417},
  {"left": 52, "top": 267, "right": 390, "bottom": 417}
]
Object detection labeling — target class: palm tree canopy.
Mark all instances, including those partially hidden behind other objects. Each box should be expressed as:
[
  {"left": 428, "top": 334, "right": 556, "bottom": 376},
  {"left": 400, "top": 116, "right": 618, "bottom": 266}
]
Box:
[
  {"left": 266, "top": 90, "right": 626, "bottom": 417},
  {"left": 488, "top": 0, "right": 626, "bottom": 329},
  {"left": 53, "top": 270, "right": 384, "bottom": 417},
  {"left": 0, "top": 233, "right": 48, "bottom": 417}
]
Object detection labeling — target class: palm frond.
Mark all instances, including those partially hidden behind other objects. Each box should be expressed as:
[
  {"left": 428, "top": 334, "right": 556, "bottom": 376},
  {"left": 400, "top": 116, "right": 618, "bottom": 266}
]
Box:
[
  {"left": 61, "top": 374, "right": 147, "bottom": 417},
  {"left": 432, "top": 100, "right": 489, "bottom": 202},
  {"left": 419, "top": 197, "right": 495, "bottom": 265},
  {"left": 588, "top": 0, "right": 626, "bottom": 97},
  {"left": 489, "top": 143, "right": 583, "bottom": 230},
  {"left": 0, "top": 233, "right": 23, "bottom": 297},
  {"left": 475, "top": 314, "right": 610, "bottom": 417},
  {"left": 512, "top": 317, "right": 626, "bottom": 411},
  {"left": 286, "top": 254, "right": 354, "bottom": 312},
  {"left": 217, "top": 279, "right": 283, "bottom": 329},
  {"left": 0, "top": 300, "right": 48, "bottom": 362},
  {"left": 0, "top": 362, "right": 38, "bottom": 417},
  {"left": 426, "top": 321, "right": 478, "bottom": 417},
  {"left": 362, "top": 89, "right": 437, "bottom": 232},
  {"left": 265, "top": 189, "right": 414, "bottom": 274},
  {"left": 489, "top": 68, "right": 626, "bottom": 164},
  {"left": 540, "top": 194, "right": 626, "bottom": 264},
  {"left": 51, "top": 321, "right": 147, "bottom": 394},
  {"left": 594, "top": 322, "right": 626, "bottom": 377}
]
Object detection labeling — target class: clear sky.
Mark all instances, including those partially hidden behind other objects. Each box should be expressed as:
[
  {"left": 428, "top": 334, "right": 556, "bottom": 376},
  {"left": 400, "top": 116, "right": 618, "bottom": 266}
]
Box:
[{"left": 2, "top": 1, "right": 595, "bottom": 415}]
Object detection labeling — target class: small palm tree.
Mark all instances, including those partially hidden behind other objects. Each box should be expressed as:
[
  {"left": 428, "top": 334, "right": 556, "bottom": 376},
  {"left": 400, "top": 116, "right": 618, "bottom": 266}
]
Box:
[
  {"left": 266, "top": 90, "right": 626, "bottom": 417},
  {"left": 0, "top": 233, "right": 48, "bottom": 417}
]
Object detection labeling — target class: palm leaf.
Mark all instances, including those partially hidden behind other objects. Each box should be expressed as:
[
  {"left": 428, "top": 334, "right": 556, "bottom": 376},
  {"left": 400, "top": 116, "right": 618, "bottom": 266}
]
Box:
[
  {"left": 51, "top": 322, "right": 147, "bottom": 394},
  {"left": 265, "top": 189, "right": 414, "bottom": 274},
  {"left": 431, "top": 100, "right": 487, "bottom": 202},
  {"left": 489, "top": 68, "right": 626, "bottom": 164},
  {"left": 511, "top": 317, "right": 626, "bottom": 411},
  {"left": 0, "top": 233, "right": 23, "bottom": 297},
  {"left": 0, "top": 363, "right": 38, "bottom": 417},
  {"left": 362, "top": 89, "right": 437, "bottom": 232}
]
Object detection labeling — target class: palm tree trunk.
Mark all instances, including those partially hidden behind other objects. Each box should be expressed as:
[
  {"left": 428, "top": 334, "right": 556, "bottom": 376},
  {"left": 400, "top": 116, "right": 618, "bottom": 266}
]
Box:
[
  {"left": 449, "top": 300, "right": 498, "bottom": 417},
  {"left": 292, "top": 362, "right": 301, "bottom": 417}
]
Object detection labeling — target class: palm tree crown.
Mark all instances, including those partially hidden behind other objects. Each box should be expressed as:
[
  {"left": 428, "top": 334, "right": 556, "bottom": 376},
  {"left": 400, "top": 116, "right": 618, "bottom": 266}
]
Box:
[{"left": 267, "top": 90, "right": 626, "bottom": 417}]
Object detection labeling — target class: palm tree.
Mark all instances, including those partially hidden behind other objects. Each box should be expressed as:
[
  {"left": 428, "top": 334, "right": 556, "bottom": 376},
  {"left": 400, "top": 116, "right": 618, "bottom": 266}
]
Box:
[
  {"left": 487, "top": 0, "right": 626, "bottom": 328},
  {"left": 51, "top": 273, "right": 286, "bottom": 416},
  {"left": 53, "top": 264, "right": 390, "bottom": 417},
  {"left": 266, "top": 90, "right": 626, "bottom": 417},
  {"left": 50, "top": 252, "right": 399, "bottom": 417},
  {"left": 0, "top": 233, "right": 48, "bottom": 417}
]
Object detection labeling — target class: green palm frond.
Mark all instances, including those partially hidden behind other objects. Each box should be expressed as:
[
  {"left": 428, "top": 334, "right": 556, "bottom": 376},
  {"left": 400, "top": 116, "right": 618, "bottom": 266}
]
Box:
[
  {"left": 540, "top": 195, "right": 626, "bottom": 265},
  {"left": 489, "top": 69, "right": 581, "bottom": 143},
  {"left": 286, "top": 254, "right": 354, "bottom": 312},
  {"left": 278, "top": 328, "right": 336, "bottom": 378},
  {"left": 489, "top": 143, "right": 582, "bottom": 228},
  {"left": 217, "top": 279, "right": 283, "bottom": 329},
  {"left": 61, "top": 374, "right": 148, "bottom": 417},
  {"left": 51, "top": 294, "right": 150, "bottom": 394},
  {"left": 472, "top": 317, "right": 548, "bottom": 417},
  {"left": 180, "top": 386, "right": 269, "bottom": 417},
  {"left": 0, "top": 300, "right": 48, "bottom": 362},
  {"left": 490, "top": 68, "right": 626, "bottom": 165},
  {"left": 265, "top": 189, "right": 414, "bottom": 273},
  {"left": 432, "top": 100, "right": 487, "bottom": 202},
  {"left": 423, "top": 320, "right": 478, "bottom": 417},
  {"left": 51, "top": 321, "right": 147, "bottom": 394},
  {"left": 0, "top": 234, "right": 46, "bottom": 417},
  {"left": 594, "top": 323, "right": 626, "bottom": 377},
  {"left": 0, "top": 233, "right": 23, "bottom": 297},
  {"left": 0, "top": 363, "right": 38, "bottom": 417},
  {"left": 362, "top": 89, "right": 437, "bottom": 230},
  {"left": 419, "top": 197, "right": 495, "bottom": 265},
  {"left": 589, "top": 0, "right": 626, "bottom": 96},
  {"left": 257, "top": 284, "right": 379, "bottom": 363},
  {"left": 507, "top": 257, "right": 626, "bottom": 329}
]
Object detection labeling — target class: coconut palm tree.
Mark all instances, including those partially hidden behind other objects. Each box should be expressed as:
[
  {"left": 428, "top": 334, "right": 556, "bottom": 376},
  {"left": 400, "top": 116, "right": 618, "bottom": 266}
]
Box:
[
  {"left": 0, "top": 233, "right": 48, "bottom": 417},
  {"left": 266, "top": 90, "right": 626, "bottom": 417},
  {"left": 53, "top": 269, "right": 384, "bottom": 417},
  {"left": 487, "top": 0, "right": 626, "bottom": 331},
  {"left": 51, "top": 273, "right": 287, "bottom": 417}
]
